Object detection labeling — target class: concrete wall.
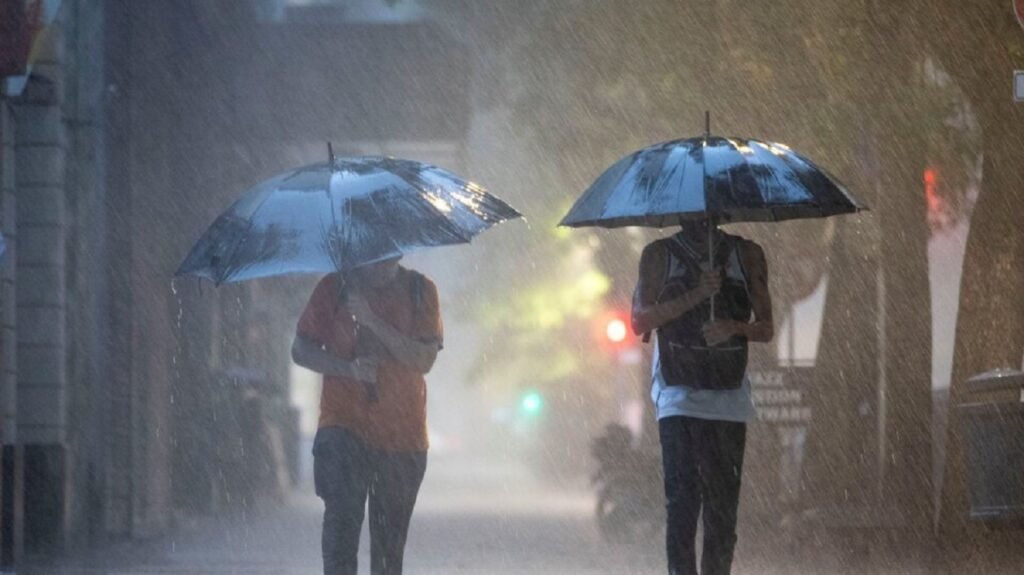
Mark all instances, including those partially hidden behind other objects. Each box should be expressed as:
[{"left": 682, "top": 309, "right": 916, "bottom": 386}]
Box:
[
  {"left": 1, "top": 101, "right": 15, "bottom": 448},
  {"left": 1, "top": 85, "right": 23, "bottom": 572},
  {"left": 1, "top": 0, "right": 122, "bottom": 557},
  {"left": 64, "top": 0, "right": 113, "bottom": 546},
  {"left": 1, "top": 0, "right": 477, "bottom": 565},
  {"left": 12, "top": 6, "right": 71, "bottom": 554}
]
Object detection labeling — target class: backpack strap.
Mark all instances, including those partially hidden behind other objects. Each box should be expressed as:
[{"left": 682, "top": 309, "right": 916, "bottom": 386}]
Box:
[
  {"left": 662, "top": 235, "right": 700, "bottom": 275},
  {"left": 410, "top": 271, "right": 425, "bottom": 314}
]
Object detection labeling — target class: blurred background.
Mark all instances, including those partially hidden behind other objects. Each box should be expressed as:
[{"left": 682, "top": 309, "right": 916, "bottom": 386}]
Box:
[{"left": 1, "top": 1, "right": 1022, "bottom": 572}]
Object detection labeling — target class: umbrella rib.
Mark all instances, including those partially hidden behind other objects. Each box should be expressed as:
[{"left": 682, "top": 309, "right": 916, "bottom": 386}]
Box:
[
  {"left": 212, "top": 214, "right": 257, "bottom": 285},
  {"left": 770, "top": 150, "right": 798, "bottom": 216},
  {"left": 384, "top": 169, "right": 475, "bottom": 243},
  {"left": 366, "top": 186, "right": 410, "bottom": 257},
  {"left": 179, "top": 158, "right": 522, "bottom": 284},
  {"left": 701, "top": 137, "right": 709, "bottom": 224},
  {"left": 712, "top": 138, "right": 737, "bottom": 219},
  {"left": 733, "top": 140, "right": 771, "bottom": 220},
  {"left": 721, "top": 140, "right": 739, "bottom": 220},
  {"left": 665, "top": 145, "right": 689, "bottom": 219},
  {"left": 761, "top": 144, "right": 796, "bottom": 218},
  {"left": 327, "top": 179, "right": 344, "bottom": 270},
  {"left": 774, "top": 150, "right": 823, "bottom": 217}
]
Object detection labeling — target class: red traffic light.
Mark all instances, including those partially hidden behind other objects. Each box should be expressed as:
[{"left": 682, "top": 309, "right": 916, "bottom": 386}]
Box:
[
  {"left": 594, "top": 309, "right": 633, "bottom": 348},
  {"left": 606, "top": 318, "right": 628, "bottom": 343}
]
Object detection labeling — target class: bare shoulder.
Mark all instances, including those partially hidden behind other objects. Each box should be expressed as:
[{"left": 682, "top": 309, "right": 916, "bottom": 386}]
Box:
[
  {"left": 421, "top": 274, "right": 440, "bottom": 300},
  {"left": 405, "top": 267, "right": 430, "bottom": 284},
  {"left": 404, "top": 268, "right": 440, "bottom": 305},
  {"left": 636, "top": 239, "right": 670, "bottom": 306},
  {"left": 738, "top": 238, "right": 767, "bottom": 266},
  {"left": 640, "top": 238, "right": 669, "bottom": 268},
  {"left": 309, "top": 273, "right": 338, "bottom": 300}
]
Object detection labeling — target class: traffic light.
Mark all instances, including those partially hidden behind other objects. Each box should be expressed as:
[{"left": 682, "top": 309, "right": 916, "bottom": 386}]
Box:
[
  {"left": 520, "top": 390, "right": 543, "bottom": 416},
  {"left": 606, "top": 317, "right": 628, "bottom": 344},
  {"left": 595, "top": 309, "right": 633, "bottom": 350}
]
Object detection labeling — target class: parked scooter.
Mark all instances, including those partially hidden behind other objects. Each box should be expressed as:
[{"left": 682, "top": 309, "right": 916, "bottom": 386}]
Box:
[{"left": 590, "top": 424, "right": 664, "bottom": 542}]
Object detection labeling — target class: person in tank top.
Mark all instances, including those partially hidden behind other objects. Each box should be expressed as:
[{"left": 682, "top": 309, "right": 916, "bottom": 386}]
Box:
[{"left": 632, "top": 220, "right": 774, "bottom": 575}]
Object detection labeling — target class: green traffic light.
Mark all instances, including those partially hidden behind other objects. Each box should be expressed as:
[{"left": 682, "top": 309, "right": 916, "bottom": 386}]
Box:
[{"left": 521, "top": 391, "right": 543, "bottom": 414}]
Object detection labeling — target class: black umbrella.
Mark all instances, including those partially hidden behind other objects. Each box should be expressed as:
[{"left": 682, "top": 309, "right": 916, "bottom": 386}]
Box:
[{"left": 560, "top": 113, "right": 866, "bottom": 315}]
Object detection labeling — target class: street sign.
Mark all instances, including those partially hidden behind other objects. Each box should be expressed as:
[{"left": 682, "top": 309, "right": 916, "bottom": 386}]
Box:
[{"left": 1015, "top": 71, "right": 1024, "bottom": 102}]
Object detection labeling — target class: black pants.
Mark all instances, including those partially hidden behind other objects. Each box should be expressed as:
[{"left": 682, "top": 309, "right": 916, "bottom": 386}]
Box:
[
  {"left": 659, "top": 416, "right": 747, "bottom": 575},
  {"left": 313, "top": 427, "right": 427, "bottom": 575}
]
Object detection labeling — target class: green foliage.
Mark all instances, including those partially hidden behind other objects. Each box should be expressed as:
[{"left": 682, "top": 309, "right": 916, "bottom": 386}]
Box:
[{"left": 438, "top": 0, "right": 982, "bottom": 395}]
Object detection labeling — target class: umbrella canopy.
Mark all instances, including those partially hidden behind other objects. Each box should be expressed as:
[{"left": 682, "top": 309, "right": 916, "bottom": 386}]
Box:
[
  {"left": 559, "top": 136, "right": 865, "bottom": 229},
  {"left": 177, "top": 155, "right": 522, "bottom": 284}
]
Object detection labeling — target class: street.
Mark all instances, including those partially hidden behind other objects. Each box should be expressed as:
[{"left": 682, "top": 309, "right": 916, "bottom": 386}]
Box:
[
  {"left": 23, "top": 453, "right": 665, "bottom": 575},
  {"left": 19, "top": 449, "right": 1021, "bottom": 575}
]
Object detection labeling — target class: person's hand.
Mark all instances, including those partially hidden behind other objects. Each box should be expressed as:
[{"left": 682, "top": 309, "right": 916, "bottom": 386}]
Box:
[
  {"left": 695, "top": 269, "right": 722, "bottom": 301},
  {"left": 702, "top": 320, "right": 741, "bottom": 346},
  {"left": 347, "top": 292, "right": 377, "bottom": 328},
  {"left": 350, "top": 356, "right": 378, "bottom": 383}
]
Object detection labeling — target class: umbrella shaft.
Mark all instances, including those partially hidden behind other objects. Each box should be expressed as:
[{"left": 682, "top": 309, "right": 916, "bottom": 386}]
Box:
[{"left": 708, "top": 217, "right": 716, "bottom": 321}]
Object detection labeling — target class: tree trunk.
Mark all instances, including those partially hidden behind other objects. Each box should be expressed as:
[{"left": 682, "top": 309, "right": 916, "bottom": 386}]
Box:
[
  {"left": 924, "top": 0, "right": 1024, "bottom": 539},
  {"left": 937, "top": 101, "right": 1024, "bottom": 536}
]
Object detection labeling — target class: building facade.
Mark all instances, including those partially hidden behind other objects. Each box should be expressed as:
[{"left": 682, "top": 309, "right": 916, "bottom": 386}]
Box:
[{"left": 0, "top": 0, "right": 473, "bottom": 568}]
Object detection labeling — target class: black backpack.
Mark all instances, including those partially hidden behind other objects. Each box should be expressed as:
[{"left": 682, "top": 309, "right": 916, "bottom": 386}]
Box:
[{"left": 655, "top": 234, "right": 752, "bottom": 390}]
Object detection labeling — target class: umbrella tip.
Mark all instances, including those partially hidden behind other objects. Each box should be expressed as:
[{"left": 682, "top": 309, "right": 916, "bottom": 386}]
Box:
[
  {"left": 704, "top": 110, "right": 710, "bottom": 138},
  {"left": 327, "top": 142, "right": 335, "bottom": 166}
]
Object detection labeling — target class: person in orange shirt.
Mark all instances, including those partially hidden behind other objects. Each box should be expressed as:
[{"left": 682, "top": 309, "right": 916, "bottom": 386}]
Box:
[{"left": 292, "top": 256, "right": 443, "bottom": 575}]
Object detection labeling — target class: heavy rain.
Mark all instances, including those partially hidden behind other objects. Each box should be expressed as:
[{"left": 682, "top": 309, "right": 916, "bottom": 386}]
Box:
[{"left": 1, "top": 1, "right": 1023, "bottom": 574}]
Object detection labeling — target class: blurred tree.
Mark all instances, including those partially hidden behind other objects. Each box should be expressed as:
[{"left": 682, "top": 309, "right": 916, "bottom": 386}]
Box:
[
  {"left": 423, "top": 1, "right": 715, "bottom": 405},
  {"left": 718, "top": 0, "right": 945, "bottom": 534},
  {"left": 423, "top": 3, "right": 983, "bottom": 525},
  {"left": 487, "top": 1, "right": 725, "bottom": 437},
  {"left": 922, "top": 0, "right": 1024, "bottom": 541}
]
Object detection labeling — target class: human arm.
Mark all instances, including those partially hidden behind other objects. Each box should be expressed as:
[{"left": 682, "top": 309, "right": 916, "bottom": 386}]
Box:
[
  {"left": 291, "top": 333, "right": 378, "bottom": 383},
  {"left": 631, "top": 241, "right": 722, "bottom": 335},
  {"left": 702, "top": 241, "right": 774, "bottom": 345},
  {"left": 347, "top": 288, "right": 442, "bottom": 374},
  {"left": 292, "top": 275, "right": 377, "bottom": 383}
]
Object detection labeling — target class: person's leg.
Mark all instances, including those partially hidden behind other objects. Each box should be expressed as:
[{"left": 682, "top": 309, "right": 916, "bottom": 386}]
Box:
[
  {"left": 368, "top": 450, "right": 428, "bottom": 575},
  {"left": 660, "top": 416, "right": 702, "bottom": 575},
  {"left": 698, "top": 420, "right": 747, "bottom": 575},
  {"left": 313, "top": 427, "right": 373, "bottom": 575}
]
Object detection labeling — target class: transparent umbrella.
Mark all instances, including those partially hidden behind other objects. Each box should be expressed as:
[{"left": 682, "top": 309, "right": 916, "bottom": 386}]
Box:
[{"left": 177, "top": 148, "right": 522, "bottom": 284}]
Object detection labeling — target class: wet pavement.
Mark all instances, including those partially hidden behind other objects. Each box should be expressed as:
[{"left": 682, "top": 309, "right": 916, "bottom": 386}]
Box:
[
  {"left": 20, "top": 453, "right": 1024, "bottom": 574},
  {"left": 21, "top": 454, "right": 662, "bottom": 575}
]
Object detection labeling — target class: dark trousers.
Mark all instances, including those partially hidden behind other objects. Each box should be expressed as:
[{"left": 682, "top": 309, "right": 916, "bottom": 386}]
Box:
[
  {"left": 659, "top": 416, "right": 747, "bottom": 575},
  {"left": 313, "top": 427, "right": 427, "bottom": 575}
]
